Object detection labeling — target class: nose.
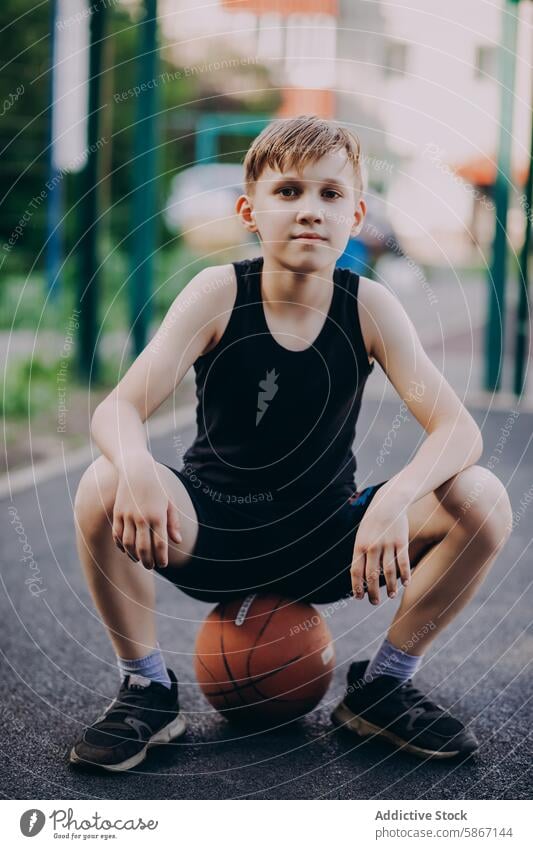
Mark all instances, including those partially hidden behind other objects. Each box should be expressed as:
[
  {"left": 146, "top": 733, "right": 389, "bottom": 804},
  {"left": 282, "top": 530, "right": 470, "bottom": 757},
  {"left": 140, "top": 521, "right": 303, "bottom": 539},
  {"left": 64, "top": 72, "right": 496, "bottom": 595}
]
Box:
[{"left": 295, "top": 203, "right": 324, "bottom": 225}]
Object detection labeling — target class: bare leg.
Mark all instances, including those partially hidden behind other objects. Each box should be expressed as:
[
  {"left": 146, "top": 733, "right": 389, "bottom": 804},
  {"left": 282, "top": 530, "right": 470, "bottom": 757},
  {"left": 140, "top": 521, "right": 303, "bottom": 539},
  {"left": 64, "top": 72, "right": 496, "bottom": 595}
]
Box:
[
  {"left": 386, "top": 465, "right": 513, "bottom": 655},
  {"left": 74, "top": 457, "right": 198, "bottom": 659}
]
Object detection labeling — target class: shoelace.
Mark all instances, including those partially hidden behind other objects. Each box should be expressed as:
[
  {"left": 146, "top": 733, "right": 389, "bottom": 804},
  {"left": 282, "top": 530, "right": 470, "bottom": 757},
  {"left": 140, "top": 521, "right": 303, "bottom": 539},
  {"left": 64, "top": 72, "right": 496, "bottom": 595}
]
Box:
[
  {"left": 95, "top": 686, "right": 156, "bottom": 728},
  {"left": 394, "top": 679, "right": 446, "bottom": 716}
]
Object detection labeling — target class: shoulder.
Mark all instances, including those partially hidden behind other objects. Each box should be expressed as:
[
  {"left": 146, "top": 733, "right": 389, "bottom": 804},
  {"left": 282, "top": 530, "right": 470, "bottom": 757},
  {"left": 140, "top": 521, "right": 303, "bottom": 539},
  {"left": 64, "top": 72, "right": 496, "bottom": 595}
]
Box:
[
  {"left": 356, "top": 275, "right": 414, "bottom": 363},
  {"left": 185, "top": 263, "right": 238, "bottom": 355},
  {"left": 357, "top": 274, "right": 396, "bottom": 313},
  {"left": 173, "top": 263, "right": 237, "bottom": 328},
  {"left": 185, "top": 262, "right": 236, "bottom": 298},
  {"left": 160, "top": 263, "right": 236, "bottom": 327},
  {"left": 158, "top": 264, "right": 237, "bottom": 358}
]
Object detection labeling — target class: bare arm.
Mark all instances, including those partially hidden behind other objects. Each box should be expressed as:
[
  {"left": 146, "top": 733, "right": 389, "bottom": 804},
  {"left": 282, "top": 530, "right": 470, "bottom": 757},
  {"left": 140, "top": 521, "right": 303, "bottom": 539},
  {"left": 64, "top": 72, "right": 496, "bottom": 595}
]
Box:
[
  {"left": 91, "top": 263, "right": 235, "bottom": 472},
  {"left": 357, "top": 276, "right": 482, "bottom": 508},
  {"left": 351, "top": 277, "right": 483, "bottom": 603},
  {"left": 89, "top": 263, "right": 235, "bottom": 569}
]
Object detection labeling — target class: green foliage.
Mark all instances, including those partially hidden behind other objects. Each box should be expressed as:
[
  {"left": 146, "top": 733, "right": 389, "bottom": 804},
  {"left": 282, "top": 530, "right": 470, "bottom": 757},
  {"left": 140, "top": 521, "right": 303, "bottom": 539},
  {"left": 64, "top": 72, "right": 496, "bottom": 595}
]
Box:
[
  {"left": 0, "top": 274, "right": 47, "bottom": 329},
  {"left": 2, "top": 356, "right": 63, "bottom": 418},
  {"left": 2, "top": 353, "right": 120, "bottom": 419},
  {"left": 0, "top": 0, "right": 49, "bottom": 271},
  {"left": 0, "top": 0, "right": 279, "bottom": 348}
]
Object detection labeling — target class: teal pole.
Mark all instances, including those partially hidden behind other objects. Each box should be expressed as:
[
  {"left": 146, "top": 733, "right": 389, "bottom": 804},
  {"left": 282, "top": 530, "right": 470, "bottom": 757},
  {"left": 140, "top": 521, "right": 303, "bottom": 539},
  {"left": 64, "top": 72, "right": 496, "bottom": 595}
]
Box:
[
  {"left": 77, "top": 4, "right": 107, "bottom": 382},
  {"left": 194, "top": 114, "right": 270, "bottom": 164},
  {"left": 484, "top": 0, "right": 520, "bottom": 392},
  {"left": 129, "top": 0, "right": 159, "bottom": 356},
  {"left": 46, "top": 0, "right": 62, "bottom": 302},
  {"left": 513, "top": 82, "right": 533, "bottom": 397}
]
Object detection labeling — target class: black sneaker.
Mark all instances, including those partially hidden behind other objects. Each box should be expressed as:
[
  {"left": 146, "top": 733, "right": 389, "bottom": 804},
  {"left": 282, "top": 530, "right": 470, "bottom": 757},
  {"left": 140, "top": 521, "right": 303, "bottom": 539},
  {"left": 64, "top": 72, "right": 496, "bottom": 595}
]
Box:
[
  {"left": 331, "top": 660, "right": 479, "bottom": 760},
  {"left": 69, "top": 669, "right": 186, "bottom": 772}
]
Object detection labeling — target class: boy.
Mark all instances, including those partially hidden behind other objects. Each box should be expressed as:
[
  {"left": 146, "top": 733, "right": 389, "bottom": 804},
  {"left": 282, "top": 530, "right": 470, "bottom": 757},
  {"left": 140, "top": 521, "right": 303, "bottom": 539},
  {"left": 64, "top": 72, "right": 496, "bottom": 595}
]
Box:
[{"left": 70, "top": 115, "right": 512, "bottom": 772}]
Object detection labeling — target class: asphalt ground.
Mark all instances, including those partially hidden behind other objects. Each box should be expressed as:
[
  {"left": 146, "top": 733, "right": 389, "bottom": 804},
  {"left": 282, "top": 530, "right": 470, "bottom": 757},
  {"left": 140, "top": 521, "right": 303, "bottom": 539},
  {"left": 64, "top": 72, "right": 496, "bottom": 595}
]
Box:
[{"left": 1, "top": 398, "right": 531, "bottom": 800}]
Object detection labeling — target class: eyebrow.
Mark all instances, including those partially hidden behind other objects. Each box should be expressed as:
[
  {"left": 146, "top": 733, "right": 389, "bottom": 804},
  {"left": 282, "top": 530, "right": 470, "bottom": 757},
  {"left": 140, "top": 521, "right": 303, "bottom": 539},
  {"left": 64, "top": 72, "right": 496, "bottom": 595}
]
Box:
[{"left": 270, "top": 176, "right": 348, "bottom": 190}]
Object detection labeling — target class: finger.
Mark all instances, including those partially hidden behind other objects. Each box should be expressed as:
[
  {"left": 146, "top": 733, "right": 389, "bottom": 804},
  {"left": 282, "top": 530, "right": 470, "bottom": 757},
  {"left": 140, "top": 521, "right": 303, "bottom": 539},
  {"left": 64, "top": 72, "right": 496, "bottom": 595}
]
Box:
[
  {"left": 112, "top": 514, "right": 125, "bottom": 552},
  {"left": 135, "top": 521, "right": 154, "bottom": 570},
  {"left": 382, "top": 543, "right": 398, "bottom": 598},
  {"left": 167, "top": 502, "right": 183, "bottom": 544},
  {"left": 396, "top": 540, "right": 411, "bottom": 586},
  {"left": 150, "top": 518, "right": 168, "bottom": 569},
  {"left": 350, "top": 546, "right": 366, "bottom": 599},
  {"left": 365, "top": 547, "right": 381, "bottom": 605},
  {"left": 122, "top": 518, "right": 138, "bottom": 562}
]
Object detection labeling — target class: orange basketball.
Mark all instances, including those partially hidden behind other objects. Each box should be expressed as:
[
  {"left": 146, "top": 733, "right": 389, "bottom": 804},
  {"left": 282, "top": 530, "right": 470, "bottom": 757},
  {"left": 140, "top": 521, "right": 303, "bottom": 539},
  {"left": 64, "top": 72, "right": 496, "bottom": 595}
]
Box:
[{"left": 194, "top": 593, "right": 335, "bottom": 727}]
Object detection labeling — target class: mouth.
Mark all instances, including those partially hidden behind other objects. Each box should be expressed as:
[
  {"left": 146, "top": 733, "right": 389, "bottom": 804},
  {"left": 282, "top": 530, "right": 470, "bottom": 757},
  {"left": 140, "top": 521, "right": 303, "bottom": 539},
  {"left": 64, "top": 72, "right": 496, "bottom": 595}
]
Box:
[{"left": 291, "top": 234, "right": 327, "bottom": 242}]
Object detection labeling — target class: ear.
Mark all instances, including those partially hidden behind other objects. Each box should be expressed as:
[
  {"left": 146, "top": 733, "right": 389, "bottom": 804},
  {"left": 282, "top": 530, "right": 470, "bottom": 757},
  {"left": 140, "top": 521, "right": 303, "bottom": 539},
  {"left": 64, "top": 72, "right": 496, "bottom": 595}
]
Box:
[
  {"left": 235, "top": 194, "right": 258, "bottom": 235},
  {"left": 349, "top": 197, "right": 367, "bottom": 239}
]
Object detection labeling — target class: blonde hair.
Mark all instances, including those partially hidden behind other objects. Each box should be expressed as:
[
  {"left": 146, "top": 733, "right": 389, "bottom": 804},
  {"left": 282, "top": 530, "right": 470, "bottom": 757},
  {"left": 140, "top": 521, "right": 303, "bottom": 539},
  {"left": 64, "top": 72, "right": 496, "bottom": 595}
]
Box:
[{"left": 243, "top": 114, "right": 363, "bottom": 195}]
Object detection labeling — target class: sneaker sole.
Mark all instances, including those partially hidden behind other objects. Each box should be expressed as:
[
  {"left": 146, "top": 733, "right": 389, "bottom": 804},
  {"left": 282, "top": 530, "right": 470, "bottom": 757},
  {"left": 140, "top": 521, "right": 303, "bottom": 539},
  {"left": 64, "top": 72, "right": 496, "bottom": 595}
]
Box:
[
  {"left": 331, "top": 701, "right": 476, "bottom": 760},
  {"left": 69, "top": 712, "right": 187, "bottom": 773}
]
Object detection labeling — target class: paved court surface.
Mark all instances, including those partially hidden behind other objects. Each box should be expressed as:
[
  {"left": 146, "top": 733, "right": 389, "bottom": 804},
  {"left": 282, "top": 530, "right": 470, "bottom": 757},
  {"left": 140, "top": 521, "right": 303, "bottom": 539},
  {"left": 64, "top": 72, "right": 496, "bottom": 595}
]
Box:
[{"left": 1, "top": 398, "right": 531, "bottom": 800}]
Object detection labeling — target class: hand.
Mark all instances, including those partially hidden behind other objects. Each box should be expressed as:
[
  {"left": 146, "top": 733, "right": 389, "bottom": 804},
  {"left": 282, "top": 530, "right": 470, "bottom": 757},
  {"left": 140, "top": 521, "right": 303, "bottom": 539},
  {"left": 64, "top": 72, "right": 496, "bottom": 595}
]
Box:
[
  {"left": 350, "top": 493, "right": 411, "bottom": 604},
  {"left": 112, "top": 454, "right": 183, "bottom": 570}
]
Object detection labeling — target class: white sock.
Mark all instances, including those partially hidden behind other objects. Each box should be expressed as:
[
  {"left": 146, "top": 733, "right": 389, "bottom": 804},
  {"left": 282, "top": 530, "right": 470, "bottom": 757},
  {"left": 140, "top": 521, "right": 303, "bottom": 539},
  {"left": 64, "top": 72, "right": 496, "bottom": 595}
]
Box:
[
  {"left": 116, "top": 644, "right": 171, "bottom": 689},
  {"left": 364, "top": 637, "right": 423, "bottom": 685}
]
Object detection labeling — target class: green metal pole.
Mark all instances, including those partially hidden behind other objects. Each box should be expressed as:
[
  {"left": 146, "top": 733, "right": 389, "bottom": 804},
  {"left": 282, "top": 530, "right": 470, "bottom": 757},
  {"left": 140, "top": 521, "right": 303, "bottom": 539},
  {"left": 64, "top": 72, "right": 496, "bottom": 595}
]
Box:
[
  {"left": 46, "top": 0, "right": 63, "bottom": 303},
  {"left": 194, "top": 113, "right": 271, "bottom": 164},
  {"left": 77, "top": 5, "right": 107, "bottom": 383},
  {"left": 195, "top": 123, "right": 218, "bottom": 164},
  {"left": 129, "top": 0, "right": 159, "bottom": 356},
  {"left": 484, "top": 0, "right": 520, "bottom": 392},
  {"left": 513, "top": 84, "right": 533, "bottom": 397}
]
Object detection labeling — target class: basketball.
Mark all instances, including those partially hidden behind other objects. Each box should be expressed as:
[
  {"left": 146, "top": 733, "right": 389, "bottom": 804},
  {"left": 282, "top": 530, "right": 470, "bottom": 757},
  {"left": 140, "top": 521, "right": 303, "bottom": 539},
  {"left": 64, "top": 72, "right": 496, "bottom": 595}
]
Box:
[{"left": 194, "top": 593, "right": 336, "bottom": 727}]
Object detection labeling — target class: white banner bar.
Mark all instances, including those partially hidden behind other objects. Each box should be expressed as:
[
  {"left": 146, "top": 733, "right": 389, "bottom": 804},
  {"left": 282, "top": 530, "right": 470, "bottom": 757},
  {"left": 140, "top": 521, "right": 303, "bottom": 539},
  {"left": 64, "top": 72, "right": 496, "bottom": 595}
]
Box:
[{"left": 3, "top": 799, "right": 532, "bottom": 848}]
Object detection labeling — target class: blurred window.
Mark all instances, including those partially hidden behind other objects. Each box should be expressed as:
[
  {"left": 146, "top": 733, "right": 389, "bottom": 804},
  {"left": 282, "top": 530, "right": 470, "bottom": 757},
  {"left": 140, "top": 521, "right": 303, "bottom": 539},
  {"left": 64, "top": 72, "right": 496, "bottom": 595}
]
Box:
[
  {"left": 384, "top": 40, "right": 408, "bottom": 77},
  {"left": 257, "top": 13, "right": 284, "bottom": 60},
  {"left": 285, "top": 14, "right": 336, "bottom": 87},
  {"left": 474, "top": 44, "right": 498, "bottom": 80}
]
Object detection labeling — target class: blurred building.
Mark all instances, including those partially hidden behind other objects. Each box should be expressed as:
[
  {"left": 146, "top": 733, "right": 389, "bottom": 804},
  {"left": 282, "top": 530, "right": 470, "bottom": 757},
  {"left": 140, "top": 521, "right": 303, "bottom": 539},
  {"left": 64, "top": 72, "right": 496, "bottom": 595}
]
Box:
[
  {"left": 160, "top": 0, "right": 338, "bottom": 116},
  {"left": 335, "top": 0, "right": 533, "bottom": 263},
  {"left": 157, "top": 0, "right": 532, "bottom": 264}
]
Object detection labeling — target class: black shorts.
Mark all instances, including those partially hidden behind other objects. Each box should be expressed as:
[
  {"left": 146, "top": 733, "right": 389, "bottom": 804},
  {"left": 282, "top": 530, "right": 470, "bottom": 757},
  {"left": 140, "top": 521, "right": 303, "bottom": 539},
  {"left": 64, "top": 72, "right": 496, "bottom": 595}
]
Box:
[{"left": 155, "top": 466, "right": 412, "bottom": 605}]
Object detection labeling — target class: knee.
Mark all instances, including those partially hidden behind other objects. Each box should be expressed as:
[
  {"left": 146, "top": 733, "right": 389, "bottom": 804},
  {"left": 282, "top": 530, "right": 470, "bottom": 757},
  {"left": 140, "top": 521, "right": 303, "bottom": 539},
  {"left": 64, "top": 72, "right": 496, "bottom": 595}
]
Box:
[
  {"left": 437, "top": 465, "right": 512, "bottom": 551},
  {"left": 74, "top": 457, "right": 118, "bottom": 535}
]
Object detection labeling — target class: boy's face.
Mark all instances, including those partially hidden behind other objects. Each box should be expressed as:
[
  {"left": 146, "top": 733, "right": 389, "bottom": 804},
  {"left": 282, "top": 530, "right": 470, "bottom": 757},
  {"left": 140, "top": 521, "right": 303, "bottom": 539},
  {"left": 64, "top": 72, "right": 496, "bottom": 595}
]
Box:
[{"left": 236, "top": 150, "right": 366, "bottom": 273}]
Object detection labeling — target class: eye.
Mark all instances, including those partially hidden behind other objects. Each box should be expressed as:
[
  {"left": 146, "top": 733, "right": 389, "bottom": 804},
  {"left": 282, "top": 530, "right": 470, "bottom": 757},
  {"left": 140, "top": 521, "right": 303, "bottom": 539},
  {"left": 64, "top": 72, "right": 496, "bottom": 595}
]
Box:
[
  {"left": 276, "top": 186, "right": 299, "bottom": 198},
  {"left": 323, "top": 189, "right": 341, "bottom": 199}
]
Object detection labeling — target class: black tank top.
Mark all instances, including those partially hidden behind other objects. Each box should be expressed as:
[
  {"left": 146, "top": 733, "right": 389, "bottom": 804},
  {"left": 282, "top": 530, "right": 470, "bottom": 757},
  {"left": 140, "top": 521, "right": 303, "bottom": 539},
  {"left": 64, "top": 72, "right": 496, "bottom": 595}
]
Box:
[{"left": 181, "top": 255, "right": 374, "bottom": 503}]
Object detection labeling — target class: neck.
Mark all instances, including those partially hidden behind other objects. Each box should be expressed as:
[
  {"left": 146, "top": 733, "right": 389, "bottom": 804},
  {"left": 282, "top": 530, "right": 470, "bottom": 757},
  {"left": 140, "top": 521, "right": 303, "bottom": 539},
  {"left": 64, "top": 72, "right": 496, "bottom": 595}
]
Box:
[{"left": 259, "top": 252, "right": 337, "bottom": 315}]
